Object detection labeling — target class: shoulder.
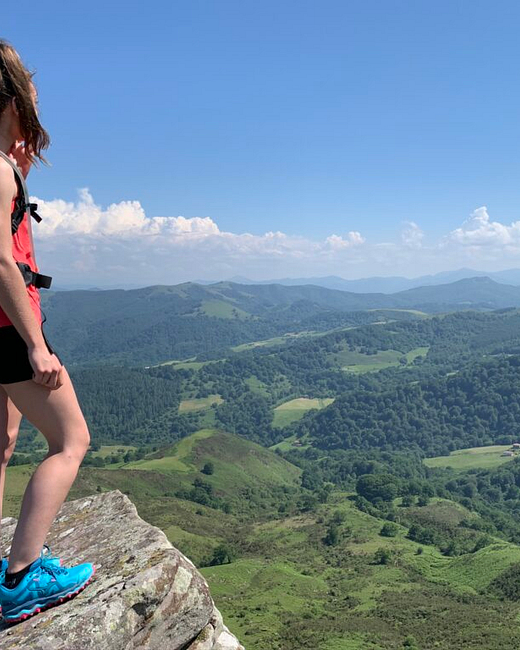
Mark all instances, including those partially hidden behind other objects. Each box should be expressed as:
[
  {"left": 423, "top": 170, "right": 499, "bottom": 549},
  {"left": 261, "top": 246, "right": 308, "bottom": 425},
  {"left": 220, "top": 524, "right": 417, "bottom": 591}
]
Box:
[{"left": 0, "top": 157, "right": 17, "bottom": 200}]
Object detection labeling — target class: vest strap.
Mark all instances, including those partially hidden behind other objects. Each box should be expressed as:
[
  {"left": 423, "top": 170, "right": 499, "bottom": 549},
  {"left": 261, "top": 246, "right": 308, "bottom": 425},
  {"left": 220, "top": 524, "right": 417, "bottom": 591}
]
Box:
[
  {"left": 16, "top": 262, "right": 52, "bottom": 289},
  {"left": 0, "top": 151, "right": 53, "bottom": 290}
]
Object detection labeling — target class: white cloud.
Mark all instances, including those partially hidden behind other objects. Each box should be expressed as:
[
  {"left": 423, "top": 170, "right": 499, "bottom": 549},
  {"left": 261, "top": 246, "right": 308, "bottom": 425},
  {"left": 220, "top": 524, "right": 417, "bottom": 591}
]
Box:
[
  {"left": 31, "top": 190, "right": 366, "bottom": 284},
  {"left": 325, "top": 232, "right": 365, "bottom": 250},
  {"left": 401, "top": 221, "right": 424, "bottom": 248},
  {"left": 445, "top": 206, "right": 520, "bottom": 250},
  {"left": 30, "top": 192, "right": 520, "bottom": 285}
]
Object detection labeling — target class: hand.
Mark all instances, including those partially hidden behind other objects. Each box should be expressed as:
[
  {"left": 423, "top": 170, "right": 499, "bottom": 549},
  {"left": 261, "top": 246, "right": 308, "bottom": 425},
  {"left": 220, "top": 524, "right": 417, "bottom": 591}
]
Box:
[
  {"left": 8, "top": 140, "right": 32, "bottom": 179},
  {"left": 27, "top": 346, "right": 64, "bottom": 390}
]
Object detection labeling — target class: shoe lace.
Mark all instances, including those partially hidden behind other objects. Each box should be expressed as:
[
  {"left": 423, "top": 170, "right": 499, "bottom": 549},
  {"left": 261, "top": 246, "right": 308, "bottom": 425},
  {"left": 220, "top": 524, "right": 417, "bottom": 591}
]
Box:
[
  {"left": 37, "top": 563, "right": 68, "bottom": 579},
  {"left": 39, "top": 544, "right": 67, "bottom": 576},
  {"left": 41, "top": 543, "right": 55, "bottom": 561}
]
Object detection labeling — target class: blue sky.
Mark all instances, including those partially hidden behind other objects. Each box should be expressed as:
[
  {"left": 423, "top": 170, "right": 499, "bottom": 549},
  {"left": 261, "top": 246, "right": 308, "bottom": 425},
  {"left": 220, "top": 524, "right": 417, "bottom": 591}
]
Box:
[{"left": 4, "top": 1, "right": 520, "bottom": 285}]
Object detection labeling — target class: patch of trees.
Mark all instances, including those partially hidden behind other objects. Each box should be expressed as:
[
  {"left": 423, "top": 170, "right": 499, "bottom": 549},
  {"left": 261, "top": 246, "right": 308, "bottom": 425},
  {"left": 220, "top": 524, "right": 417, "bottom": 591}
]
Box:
[
  {"left": 175, "top": 477, "right": 231, "bottom": 513},
  {"left": 294, "top": 356, "right": 520, "bottom": 456}
]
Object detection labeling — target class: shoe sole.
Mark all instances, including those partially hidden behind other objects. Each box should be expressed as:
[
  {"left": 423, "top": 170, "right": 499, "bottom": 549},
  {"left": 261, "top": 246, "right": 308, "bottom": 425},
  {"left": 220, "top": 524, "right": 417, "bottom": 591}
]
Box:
[{"left": 1, "top": 565, "right": 96, "bottom": 624}]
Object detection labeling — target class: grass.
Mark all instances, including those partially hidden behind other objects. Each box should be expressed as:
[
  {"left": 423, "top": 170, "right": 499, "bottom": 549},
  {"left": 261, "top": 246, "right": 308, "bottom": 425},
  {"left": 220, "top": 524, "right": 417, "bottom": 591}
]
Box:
[
  {"left": 245, "top": 375, "right": 270, "bottom": 397},
  {"left": 269, "top": 434, "right": 312, "bottom": 452},
  {"left": 149, "top": 356, "right": 222, "bottom": 370},
  {"left": 179, "top": 395, "right": 223, "bottom": 413},
  {"left": 424, "top": 445, "right": 519, "bottom": 471},
  {"left": 2, "top": 465, "right": 34, "bottom": 517},
  {"left": 120, "top": 428, "right": 216, "bottom": 473},
  {"left": 200, "top": 493, "right": 520, "bottom": 649},
  {"left": 8, "top": 447, "right": 520, "bottom": 649},
  {"left": 200, "top": 558, "right": 330, "bottom": 646},
  {"left": 100, "top": 429, "right": 302, "bottom": 500},
  {"left": 405, "top": 346, "right": 430, "bottom": 362},
  {"left": 90, "top": 444, "right": 137, "bottom": 458},
  {"left": 199, "top": 299, "right": 250, "bottom": 319},
  {"left": 231, "top": 331, "right": 318, "bottom": 352},
  {"left": 328, "top": 345, "right": 430, "bottom": 374},
  {"left": 273, "top": 397, "right": 335, "bottom": 428}
]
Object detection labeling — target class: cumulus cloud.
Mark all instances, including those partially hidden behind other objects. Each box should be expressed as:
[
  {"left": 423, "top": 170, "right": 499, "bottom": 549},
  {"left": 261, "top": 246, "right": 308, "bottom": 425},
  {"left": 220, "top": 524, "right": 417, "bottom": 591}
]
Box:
[
  {"left": 31, "top": 190, "right": 366, "bottom": 284},
  {"left": 401, "top": 221, "right": 424, "bottom": 248},
  {"left": 29, "top": 192, "right": 520, "bottom": 285},
  {"left": 325, "top": 232, "right": 365, "bottom": 250},
  {"left": 445, "top": 206, "right": 520, "bottom": 250}
]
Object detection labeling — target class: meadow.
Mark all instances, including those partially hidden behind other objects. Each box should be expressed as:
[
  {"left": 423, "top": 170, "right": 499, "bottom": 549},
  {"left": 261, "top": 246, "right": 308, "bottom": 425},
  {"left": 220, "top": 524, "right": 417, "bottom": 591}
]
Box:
[{"left": 424, "top": 445, "right": 518, "bottom": 471}]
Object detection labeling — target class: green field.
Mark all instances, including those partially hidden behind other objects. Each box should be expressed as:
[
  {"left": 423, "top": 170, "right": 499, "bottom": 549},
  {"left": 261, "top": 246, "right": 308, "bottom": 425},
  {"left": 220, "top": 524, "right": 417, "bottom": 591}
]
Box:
[
  {"left": 273, "top": 397, "right": 335, "bottom": 428},
  {"left": 232, "top": 331, "right": 318, "bottom": 352},
  {"left": 200, "top": 299, "right": 250, "bottom": 319},
  {"left": 100, "top": 429, "right": 302, "bottom": 496},
  {"left": 179, "top": 395, "right": 223, "bottom": 413},
  {"left": 244, "top": 375, "right": 270, "bottom": 397},
  {"left": 91, "top": 445, "right": 137, "bottom": 458},
  {"left": 328, "top": 345, "right": 430, "bottom": 374},
  {"left": 151, "top": 357, "right": 214, "bottom": 370},
  {"left": 424, "top": 445, "right": 519, "bottom": 471},
  {"left": 405, "top": 346, "right": 430, "bottom": 362}
]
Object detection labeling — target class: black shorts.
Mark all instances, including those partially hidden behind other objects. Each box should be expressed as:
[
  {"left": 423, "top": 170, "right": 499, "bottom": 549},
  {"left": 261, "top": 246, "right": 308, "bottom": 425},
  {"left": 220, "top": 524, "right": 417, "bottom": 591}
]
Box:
[{"left": 0, "top": 321, "right": 63, "bottom": 384}]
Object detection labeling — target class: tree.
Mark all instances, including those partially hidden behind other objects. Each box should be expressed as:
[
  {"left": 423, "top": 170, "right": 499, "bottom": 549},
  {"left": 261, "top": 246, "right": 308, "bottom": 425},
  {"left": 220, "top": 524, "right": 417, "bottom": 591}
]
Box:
[
  {"left": 209, "top": 543, "right": 234, "bottom": 566},
  {"left": 323, "top": 524, "right": 340, "bottom": 546},
  {"left": 374, "top": 548, "right": 392, "bottom": 565},
  {"left": 201, "top": 461, "right": 215, "bottom": 475},
  {"left": 356, "top": 474, "right": 399, "bottom": 503},
  {"left": 380, "top": 522, "right": 399, "bottom": 538}
]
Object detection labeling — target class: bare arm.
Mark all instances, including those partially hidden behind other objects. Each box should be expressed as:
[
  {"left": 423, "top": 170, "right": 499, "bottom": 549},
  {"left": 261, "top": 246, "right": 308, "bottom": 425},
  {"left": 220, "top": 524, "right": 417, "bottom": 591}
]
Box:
[
  {"left": 0, "top": 157, "right": 63, "bottom": 389},
  {"left": 0, "top": 158, "right": 46, "bottom": 349}
]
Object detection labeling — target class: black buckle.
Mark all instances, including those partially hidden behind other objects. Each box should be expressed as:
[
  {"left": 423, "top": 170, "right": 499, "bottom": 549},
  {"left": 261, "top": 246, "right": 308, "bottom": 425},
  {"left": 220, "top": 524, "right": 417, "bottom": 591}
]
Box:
[
  {"left": 16, "top": 262, "right": 52, "bottom": 289},
  {"left": 34, "top": 273, "right": 52, "bottom": 289},
  {"left": 29, "top": 203, "right": 41, "bottom": 223}
]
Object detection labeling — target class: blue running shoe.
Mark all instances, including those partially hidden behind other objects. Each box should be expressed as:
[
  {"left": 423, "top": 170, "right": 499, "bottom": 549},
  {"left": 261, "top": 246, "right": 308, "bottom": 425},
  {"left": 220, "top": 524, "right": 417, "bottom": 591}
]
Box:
[{"left": 0, "top": 552, "right": 95, "bottom": 623}]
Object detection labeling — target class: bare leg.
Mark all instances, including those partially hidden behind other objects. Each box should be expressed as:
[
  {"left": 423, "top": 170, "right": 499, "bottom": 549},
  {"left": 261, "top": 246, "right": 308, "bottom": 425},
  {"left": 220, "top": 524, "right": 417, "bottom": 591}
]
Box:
[
  {"left": 0, "top": 365, "right": 90, "bottom": 572},
  {"left": 0, "top": 387, "right": 23, "bottom": 523}
]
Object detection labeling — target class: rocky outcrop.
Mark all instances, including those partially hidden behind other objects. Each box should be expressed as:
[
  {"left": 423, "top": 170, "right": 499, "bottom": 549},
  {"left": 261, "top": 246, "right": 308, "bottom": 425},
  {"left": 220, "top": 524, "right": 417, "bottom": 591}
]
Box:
[{"left": 0, "top": 490, "right": 244, "bottom": 650}]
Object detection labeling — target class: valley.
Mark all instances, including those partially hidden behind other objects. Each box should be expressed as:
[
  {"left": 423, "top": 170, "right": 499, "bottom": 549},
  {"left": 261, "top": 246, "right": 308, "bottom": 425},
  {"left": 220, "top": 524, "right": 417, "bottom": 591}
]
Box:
[{"left": 8, "top": 279, "right": 520, "bottom": 648}]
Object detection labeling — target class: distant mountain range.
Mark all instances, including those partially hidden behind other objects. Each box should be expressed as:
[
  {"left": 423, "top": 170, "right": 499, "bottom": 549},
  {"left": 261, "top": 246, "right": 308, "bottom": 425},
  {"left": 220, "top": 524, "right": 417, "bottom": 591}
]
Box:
[
  {"left": 53, "top": 268, "right": 520, "bottom": 293},
  {"left": 215, "top": 268, "right": 520, "bottom": 293}
]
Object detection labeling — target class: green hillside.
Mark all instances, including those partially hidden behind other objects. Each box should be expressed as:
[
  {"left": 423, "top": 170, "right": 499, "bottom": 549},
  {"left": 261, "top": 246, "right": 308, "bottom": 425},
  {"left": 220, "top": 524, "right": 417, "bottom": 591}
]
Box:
[
  {"left": 8, "top": 435, "right": 520, "bottom": 647},
  {"left": 199, "top": 494, "right": 520, "bottom": 649},
  {"left": 13, "top": 289, "right": 520, "bottom": 648},
  {"left": 119, "top": 428, "right": 302, "bottom": 491},
  {"left": 293, "top": 355, "right": 520, "bottom": 456},
  {"left": 39, "top": 278, "right": 520, "bottom": 366}
]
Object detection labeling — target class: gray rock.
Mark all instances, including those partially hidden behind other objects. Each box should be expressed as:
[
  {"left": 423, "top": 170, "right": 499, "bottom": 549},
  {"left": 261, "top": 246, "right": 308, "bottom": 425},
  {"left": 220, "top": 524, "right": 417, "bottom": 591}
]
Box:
[{"left": 0, "top": 490, "right": 244, "bottom": 650}]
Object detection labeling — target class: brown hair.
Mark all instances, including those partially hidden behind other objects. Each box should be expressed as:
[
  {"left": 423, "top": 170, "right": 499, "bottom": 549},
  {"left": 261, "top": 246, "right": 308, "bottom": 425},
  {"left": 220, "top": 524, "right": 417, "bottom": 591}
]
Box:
[{"left": 0, "top": 40, "right": 50, "bottom": 164}]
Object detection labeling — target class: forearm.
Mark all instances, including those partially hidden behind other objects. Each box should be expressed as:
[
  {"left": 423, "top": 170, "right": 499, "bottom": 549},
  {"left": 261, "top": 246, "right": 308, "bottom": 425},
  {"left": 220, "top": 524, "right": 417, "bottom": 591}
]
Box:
[{"left": 0, "top": 259, "right": 46, "bottom": 349}]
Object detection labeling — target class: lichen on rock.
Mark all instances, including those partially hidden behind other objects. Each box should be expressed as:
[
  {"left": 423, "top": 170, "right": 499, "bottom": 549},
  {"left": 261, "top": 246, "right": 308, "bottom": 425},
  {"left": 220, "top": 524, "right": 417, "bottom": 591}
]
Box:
[{"left": 0, "top": 490, "right": 244, "bottom": 650}]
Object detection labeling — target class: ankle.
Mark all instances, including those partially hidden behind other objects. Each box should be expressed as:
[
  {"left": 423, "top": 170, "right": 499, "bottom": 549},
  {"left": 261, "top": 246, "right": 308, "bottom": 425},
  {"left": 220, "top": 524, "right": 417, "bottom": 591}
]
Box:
[{"left": 7, "top": 556, "right": 39, "bottom": 574}]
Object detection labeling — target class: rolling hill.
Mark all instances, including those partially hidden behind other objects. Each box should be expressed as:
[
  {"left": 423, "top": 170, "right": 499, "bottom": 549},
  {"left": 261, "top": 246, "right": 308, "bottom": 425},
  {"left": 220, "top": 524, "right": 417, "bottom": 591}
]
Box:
[{"left": 39, "top": 277, "right": 520, "bottom": 367}]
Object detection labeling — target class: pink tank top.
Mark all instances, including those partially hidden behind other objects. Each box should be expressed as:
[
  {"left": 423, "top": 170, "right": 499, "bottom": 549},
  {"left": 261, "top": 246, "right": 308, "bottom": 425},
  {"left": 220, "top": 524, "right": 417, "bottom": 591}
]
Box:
[{"left": 0, "top": 197, "right": 42, "bottom": 327}]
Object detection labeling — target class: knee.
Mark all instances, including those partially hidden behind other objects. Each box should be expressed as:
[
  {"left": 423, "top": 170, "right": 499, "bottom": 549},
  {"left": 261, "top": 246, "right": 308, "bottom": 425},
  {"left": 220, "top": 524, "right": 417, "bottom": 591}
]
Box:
[
  {"left": 56, "top": 427, "right": 91, "bottom": 463},
  {"left": 0, "top": 430, "right": 17, "bottom": 465}
]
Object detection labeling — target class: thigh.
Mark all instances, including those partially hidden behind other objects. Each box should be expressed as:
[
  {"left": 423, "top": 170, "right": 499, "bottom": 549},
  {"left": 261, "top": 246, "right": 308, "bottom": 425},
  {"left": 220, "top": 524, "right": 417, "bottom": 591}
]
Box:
[
  {"left": 0, "top": 385, "right": 23, "bottom": 451},
  {"left": 0, "top": 366, "right": 89, "bottom": 452}
]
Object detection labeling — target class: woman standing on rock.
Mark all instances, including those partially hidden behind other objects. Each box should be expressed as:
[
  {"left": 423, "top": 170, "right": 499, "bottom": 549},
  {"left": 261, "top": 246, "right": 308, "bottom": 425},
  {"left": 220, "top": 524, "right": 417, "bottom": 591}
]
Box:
[{"left": 0, "top": 40, "right": 95, "bottom": 623}]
